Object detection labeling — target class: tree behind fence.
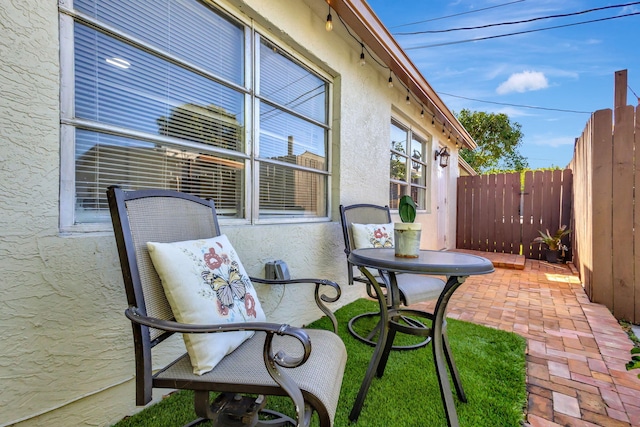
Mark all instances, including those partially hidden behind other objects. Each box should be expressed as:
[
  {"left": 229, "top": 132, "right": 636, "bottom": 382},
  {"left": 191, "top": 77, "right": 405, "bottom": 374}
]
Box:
[
  {"left": 456, "top": 170, "right": 572, "bottom": 260},
  {"left": 570, "top": 105, "right": 640, "bottom": 323}
]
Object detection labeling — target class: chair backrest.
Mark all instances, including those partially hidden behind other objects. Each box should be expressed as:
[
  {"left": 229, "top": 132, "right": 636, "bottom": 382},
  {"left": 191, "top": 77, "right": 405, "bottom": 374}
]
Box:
[
  {"left": 339, "top": 204, "right": 392, "bottom": 285},
  {"left": 107, "top": 186, "right": 221, "bottom": 404}
]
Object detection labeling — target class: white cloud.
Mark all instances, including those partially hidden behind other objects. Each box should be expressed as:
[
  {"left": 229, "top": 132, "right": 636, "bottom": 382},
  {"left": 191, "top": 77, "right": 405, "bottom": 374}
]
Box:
[
  {"left": 496, "top": 71, "right": 549, "bottom": 95},
  {"left": 531, "top": 135, "right": 575, "bottom": 148}
]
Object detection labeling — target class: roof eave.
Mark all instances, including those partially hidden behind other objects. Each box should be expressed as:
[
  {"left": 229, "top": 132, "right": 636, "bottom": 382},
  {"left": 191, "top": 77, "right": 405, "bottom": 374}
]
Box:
[{"left": 330, "top": 0, "right": 477, "bottom": 150}]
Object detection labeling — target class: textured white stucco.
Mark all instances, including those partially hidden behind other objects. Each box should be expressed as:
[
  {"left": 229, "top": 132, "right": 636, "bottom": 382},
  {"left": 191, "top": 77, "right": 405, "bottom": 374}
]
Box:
[{"left": 0, "top": 0, "right": 459, "bottom": 425}]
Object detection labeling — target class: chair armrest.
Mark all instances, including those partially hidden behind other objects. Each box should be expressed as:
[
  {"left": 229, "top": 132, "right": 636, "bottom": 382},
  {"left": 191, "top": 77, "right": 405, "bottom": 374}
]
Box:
[
  {"left": 126, "top": 306, "right": 316, "bottom": 425},
  {"left": 251, "top": 277, "right": 342, "bottom": 333},
  {"left": 125, "top": 307, "right": 310, "bottom": 368}
]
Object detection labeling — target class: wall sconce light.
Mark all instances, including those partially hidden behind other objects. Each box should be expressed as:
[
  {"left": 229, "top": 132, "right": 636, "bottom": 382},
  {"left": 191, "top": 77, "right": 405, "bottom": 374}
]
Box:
[{"left": 434, "top": 147, "right": 450, "bottom": 168}]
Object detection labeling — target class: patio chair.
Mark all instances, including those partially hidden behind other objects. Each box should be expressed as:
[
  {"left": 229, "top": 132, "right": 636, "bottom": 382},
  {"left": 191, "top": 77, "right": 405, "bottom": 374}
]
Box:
[
  {"left": 107, "top": 186, "right": 346, "bottom": 427},
  {"left": 339, "top": 203, "right": 446, "bottom": 350}
]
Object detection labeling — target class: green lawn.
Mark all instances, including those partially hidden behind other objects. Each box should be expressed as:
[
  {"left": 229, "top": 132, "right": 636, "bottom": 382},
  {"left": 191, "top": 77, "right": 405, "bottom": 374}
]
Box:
[{"left": 114, "top": 299, "right": 527, "bottom": 427}]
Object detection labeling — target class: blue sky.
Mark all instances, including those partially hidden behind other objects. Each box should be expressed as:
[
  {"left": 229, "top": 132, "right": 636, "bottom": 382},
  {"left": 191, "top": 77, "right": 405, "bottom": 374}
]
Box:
[{"left": 366, "top": 0, "right": 640, "bottom": 169}]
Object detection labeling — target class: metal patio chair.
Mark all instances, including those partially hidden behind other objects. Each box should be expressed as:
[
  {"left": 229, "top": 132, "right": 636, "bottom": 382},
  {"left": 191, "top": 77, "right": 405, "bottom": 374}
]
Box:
[
  {"left": 107, "top": 186, "right": 346, "bottom": 427},
  {"left": 339, "top": 203, "right": 447, "bottom": 350}
]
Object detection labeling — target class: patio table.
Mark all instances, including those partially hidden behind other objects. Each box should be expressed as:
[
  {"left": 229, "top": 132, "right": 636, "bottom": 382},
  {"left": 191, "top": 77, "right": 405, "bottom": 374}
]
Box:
[{"left": 347, "top": 248, "right": 494, "bottom": 427}]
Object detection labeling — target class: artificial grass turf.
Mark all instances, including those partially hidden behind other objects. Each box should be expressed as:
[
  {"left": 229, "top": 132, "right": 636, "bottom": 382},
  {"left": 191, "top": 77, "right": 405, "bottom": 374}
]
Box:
[{"left": 113, "top": 298, "right": 527, "bottom": 427}]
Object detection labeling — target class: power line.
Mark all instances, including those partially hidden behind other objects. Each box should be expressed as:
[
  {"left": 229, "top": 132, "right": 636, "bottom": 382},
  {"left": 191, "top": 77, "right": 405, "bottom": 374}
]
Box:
[
  {"left": 439, "top": 92, "right": 592, "bottom": 114},
  {"left": 405, "top": 11, "right": 640, "bottom": 49},
  {"left": 395, "top": 1, "right": 640, "bottom": 35},
  {"left": 389, "top": 0, "right": 525, "bottom": 29}
]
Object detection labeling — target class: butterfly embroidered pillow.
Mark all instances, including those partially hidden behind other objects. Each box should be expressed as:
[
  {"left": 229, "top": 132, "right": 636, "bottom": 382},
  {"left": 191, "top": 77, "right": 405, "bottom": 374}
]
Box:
[
  {"left": 147, "top": 234, "right": 266, "bottom": 375},
  {"left": 351, "top": 223, "right": 394, "bottom": 249}
]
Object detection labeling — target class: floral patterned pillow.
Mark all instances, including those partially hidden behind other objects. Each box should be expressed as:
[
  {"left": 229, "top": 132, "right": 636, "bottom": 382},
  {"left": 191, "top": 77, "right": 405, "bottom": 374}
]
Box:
[
  {"left": 147, "top": 234, "right": 265, "bottom": 375},
  {"left": 351, "top": 223, "right": 394, "bottom": 249}
]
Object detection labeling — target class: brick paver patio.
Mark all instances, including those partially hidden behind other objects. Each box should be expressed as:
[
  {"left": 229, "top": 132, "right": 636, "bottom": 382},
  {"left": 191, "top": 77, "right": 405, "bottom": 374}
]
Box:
[{"left": 413, "top": 252, "right": 640, "bottom": 426}]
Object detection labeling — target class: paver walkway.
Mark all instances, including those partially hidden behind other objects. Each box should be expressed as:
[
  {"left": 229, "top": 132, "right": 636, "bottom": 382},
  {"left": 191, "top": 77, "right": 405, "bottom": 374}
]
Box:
[{"left": 413, "top": 254, "right": 640, "bottom": 427}]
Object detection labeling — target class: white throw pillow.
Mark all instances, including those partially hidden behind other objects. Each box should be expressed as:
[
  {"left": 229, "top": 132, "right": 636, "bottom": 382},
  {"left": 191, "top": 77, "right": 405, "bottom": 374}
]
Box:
[
  {"left": 351, "top": 223, "right": 394, "bottom": 249},
  {"left": 147, "top": 234, "right": 266, "bottom": 375}
]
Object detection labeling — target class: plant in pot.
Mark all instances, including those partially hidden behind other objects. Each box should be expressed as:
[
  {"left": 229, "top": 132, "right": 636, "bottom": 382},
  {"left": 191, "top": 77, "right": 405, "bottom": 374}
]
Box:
[
  {"left": 532, "top": 225, "right": 571, "bottom": 263},
  {"left": 394, "top": 195, "right": 422, "bottom": 258}
]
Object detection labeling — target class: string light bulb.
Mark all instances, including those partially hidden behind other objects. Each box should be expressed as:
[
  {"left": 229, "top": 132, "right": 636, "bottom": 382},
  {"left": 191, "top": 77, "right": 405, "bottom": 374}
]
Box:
[
  {"left": 387, "top": 71, "right": 393, "bottom": 88},
  {"left": 359, "top": 44, "right": 366, "bottom": 66},
  {"left": 448, "top": 133, "right": 451, "bottom": 142},
  {"left": 420, "top": 109, "right": 424, "bottom": 119},
  {"left": 431, "top": 115, "right": 435, "bottom": 126},
  {"left": 405, "top": 89, "right": 410, "bottom": 105},
  {"left": 442, "top": 125, "right": 446, "bottom": 134},
  {"left": 325, "top": 5, "right": 333, "bottom": 31}
]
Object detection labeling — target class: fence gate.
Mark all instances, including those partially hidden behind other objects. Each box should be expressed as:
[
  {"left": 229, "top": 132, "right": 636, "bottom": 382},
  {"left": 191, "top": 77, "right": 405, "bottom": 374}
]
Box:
[{"left": 456, "top": 170, "right": 573, "bottom": 259}]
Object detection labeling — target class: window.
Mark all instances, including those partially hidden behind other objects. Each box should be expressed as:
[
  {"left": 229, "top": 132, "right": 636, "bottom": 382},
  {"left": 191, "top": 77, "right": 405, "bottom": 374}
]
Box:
[
  {"left": 59, "top": 0, "right": 330, "bottom": 230},
  {"left": 389, "top": 120, "right": 428, "bottom": 210}
]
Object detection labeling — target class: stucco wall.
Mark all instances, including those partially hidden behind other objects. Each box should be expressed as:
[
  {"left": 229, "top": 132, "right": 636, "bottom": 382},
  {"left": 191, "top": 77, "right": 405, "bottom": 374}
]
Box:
[{"left": 0, "top": 0, "right": 458, "bottom": 425}]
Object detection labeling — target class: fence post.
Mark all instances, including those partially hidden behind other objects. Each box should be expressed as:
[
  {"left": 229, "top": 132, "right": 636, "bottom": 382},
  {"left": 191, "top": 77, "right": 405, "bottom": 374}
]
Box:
[
  {"left": 612, "top": 105, "right": 636, "bottom": 320},
  {"left": 590, "top": 109, "right": 613, "bottom": 309}
]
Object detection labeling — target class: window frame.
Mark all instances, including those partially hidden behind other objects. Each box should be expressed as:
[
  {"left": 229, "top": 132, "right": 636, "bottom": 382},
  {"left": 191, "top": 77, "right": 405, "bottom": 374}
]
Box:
[
  {"left": 389, "top": 118, "right": 431, "bottom": 212},
  {"left": 58, "top": 0, "right": 332, "bottom": 232},
  {"left": 253, "top": 33, "right": 332, "bottom": 224}
]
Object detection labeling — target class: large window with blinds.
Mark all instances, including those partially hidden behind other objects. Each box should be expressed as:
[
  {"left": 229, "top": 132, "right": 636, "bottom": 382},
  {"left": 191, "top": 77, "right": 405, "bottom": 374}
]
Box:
[
  {"left": 389, "top": 120, "right": 429, "bottom": 210},
  {"left": 59, "top": 0, "right": 330, "bottom": 229}
]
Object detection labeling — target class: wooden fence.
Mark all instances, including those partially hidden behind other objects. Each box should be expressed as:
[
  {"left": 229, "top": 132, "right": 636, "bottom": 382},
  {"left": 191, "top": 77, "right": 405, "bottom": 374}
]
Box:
[
  {"left": 570, "top": 104, "right": 640, "bottom": 323},
  {"left": 456, "top": 170, "right": 572, "bottom": 260}
]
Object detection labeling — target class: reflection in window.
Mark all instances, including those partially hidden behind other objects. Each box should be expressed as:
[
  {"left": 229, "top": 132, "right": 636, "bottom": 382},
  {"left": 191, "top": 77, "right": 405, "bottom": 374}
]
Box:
[
  {"left": 389, "top": 121, "right": 428, "bottom": 210},
  {"left": 62, "top": 0, "right": 329, "bottom": 226},
  {"left": 257, "top": 38, "right": 329, "bottom": 219},
  {"left": 75, "top": 130, "right": 244, "bottom": 222}
]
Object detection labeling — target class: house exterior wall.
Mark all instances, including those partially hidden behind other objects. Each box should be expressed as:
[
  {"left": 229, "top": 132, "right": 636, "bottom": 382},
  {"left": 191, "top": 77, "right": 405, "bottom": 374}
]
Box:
[{"left": 0, "top": 0, "right": 458, "bottom": 425}]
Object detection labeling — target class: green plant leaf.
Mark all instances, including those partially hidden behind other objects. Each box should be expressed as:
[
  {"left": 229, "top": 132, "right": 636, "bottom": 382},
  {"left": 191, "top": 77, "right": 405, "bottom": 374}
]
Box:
[
  {"left": 631, "top": 347, "right": 640, "bottom": 354},
  {"left": 398, "top": 195, "right": 417, "bottom": 223},
  {"left": 626, "top": 360, "right": 640, "bottom": 370}
]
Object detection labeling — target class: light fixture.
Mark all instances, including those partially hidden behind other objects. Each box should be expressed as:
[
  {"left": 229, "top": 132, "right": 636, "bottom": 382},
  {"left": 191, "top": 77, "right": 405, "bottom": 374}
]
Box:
[
  {"left": 359, "top": 43, "right": 366, "bottom": 66},
  {"left": 431, "top": 115, "right": 435, "bottom": 126},
  {"left": 447, "top": 133, "right": 451, "bottom": 142},
  {"left": 455, "top": 138, "right": 460, "bottom": 148},
  {"left": 325, "top": 5, "right": 333, "bottom": 31},
  {"left": 387, "top": 71, "right": 393, "bottom": 88},
  {"left": 405, "top": 89, "right": 410, "bottom": 105},
  {"left": 442, "top": 125, "right": 446, "bottom": 134},
  {"left": 420, "top": 109, "right": 424, "bottom": 119},
  {"left": 434, "top": 147, "right": 450, "bottom": 168}
]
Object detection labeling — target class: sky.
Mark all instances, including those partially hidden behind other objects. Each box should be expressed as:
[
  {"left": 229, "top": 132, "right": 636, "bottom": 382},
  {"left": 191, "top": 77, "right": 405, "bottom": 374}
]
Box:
[{"left": 366, "top": 0, "right": 640, "bottom": 170}]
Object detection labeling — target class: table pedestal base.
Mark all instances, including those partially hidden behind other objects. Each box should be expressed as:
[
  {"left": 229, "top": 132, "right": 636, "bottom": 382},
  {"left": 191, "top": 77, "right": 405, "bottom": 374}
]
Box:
[
  {"left": 349, "top": 271, "right": 468, "bottom": 427},
  {"left": 348, "top": 309, "right": 431, "bottom": 350}
]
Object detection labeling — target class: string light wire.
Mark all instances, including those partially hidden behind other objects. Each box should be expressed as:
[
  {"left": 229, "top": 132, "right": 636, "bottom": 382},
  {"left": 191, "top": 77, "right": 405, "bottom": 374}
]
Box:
[{"left": 333, "top": 8, "right": 460, "bottom": 141}]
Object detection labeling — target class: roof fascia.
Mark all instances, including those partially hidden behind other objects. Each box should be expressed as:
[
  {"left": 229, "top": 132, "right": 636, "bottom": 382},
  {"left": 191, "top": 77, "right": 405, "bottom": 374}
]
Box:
[{"left": 330, "top": 0, "right": 476, "bottom": 150}]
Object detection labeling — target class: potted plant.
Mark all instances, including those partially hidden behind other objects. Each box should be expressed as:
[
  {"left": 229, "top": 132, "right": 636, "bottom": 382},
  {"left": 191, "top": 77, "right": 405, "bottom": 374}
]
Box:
[
  {"left": 533, "top": 225, "right": 571, "bottom": 263},
  {"left": 394, "top": 195, "right": 422, "bottom": 258}
]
